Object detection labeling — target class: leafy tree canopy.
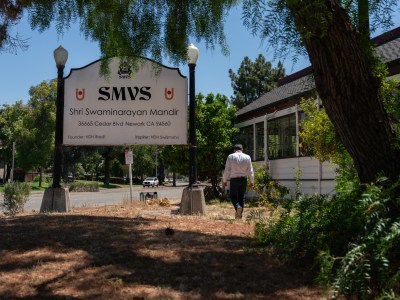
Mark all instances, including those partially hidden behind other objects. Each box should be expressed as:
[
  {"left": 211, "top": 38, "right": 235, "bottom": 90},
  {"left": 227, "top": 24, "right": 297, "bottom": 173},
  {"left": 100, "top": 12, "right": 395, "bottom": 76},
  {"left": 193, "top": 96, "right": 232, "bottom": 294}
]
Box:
[
  {"left": 12, "top": 0, "right": 238, "bottom": 68},
  {"left": 229, "top": 54, "right": 285, "bottom": 108},
  {"left": 2, "top": 0, "right": 400, "bottom": 183},
  {"left": 242, "top": 0, "right": 400, "bottom": 183},
  {"left": 0, "top": 101, "right": 27, "bottom": 166},
  {"left": 130, "top": 145, "right": 157, "bottom": 179},
  {"left": 0, "top": 0, "right": 27, "bottom": 53},
  {"left": 196, "top": 93, "right": 238, "bottom": 190},
  {"left": 17, "top": 80, "right": 56, "bottom": 173},
  {"left": 162, "top": 92, "right": 238, "bottom": 195},
  {"left": 242, "top": 0, "right": 398, "bottom": 62}
]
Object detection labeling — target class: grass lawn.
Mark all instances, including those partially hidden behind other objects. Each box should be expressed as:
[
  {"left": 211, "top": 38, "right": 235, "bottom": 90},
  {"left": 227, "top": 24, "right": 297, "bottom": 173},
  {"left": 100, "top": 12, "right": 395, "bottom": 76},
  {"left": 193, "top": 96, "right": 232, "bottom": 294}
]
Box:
[{"left": 0, "top": 180, "right": 131, "bottom": 194}]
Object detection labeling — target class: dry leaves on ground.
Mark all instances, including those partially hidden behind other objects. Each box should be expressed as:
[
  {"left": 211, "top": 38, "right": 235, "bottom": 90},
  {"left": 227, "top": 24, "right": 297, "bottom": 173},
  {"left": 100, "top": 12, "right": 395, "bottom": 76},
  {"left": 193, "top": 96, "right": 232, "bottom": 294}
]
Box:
[{"left": 0, "top": 198, "right": 327, "bottom": 299}]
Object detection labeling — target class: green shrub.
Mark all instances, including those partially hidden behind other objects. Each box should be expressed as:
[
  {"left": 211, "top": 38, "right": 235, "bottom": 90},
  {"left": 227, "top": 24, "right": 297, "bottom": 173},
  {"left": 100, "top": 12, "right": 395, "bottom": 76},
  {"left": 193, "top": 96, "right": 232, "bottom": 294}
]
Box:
[
  {"left": 1, "top": 182, "right": 31, "bottom": 216},
  {"left": 203, "top": 185, "right": 226, "bottom": 203},
  {"left": 251, "top": 191, "right": 364, "bottom": 261},
  {"left": 68, "top": 182, "right": 100, "bottom": 192},
  {"left": 251, "top": 165, "right": 289, "bottom": 207},
  {"left": 317, "top": 177, "right": 400, "bottom": 299},
  {"left": 33, "top": 175, "right": 52, "bottom": 183},
  {"left": 251, "top": 176, "right": 400, "bottom": 299},
  {"left": 108, "top": 177, "right": 126, "bottom": 184}
]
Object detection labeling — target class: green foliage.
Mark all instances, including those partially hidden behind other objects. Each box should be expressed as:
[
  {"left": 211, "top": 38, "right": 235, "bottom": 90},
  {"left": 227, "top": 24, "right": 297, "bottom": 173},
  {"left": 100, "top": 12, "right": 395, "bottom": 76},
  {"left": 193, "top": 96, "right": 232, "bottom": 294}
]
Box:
[
  {"left": 161, "top": 93, "right": 238, "bottom": 197},
  {"left": 110, "top": 158, "right": 124, "bottom": 177},
  {"left": 101, "top": 146, "right": 126, "bottom": 185},
  {"left": 317, "top": 177, "right": 400, "bottom": 299},
  {"left": 299, "top": 97, "right": 346, "bottom": 164},
  {"left": 242, "top": 0, "right": 399, "bottom": 63},
  {"left": 0, "top": 1, "right": 27, "bottom": 53},
  {"left": 294, "top": 167, "right": 302, "bottom": 198},
  {"left": 380, "top": 77, "right": 400, "bottom": 149},
  {"left": 251, "top": 190, "right": 365, "bottom": 262},
  {"left": 29, "top": 179, "right": 51, "bottom": 191},
  {"left": 130, "top": 145, "right": 157, "bottom": 178},
  {"left": 333, "top": 153, "right": 360, "bottom": 195},
  {"left": 196, "top": 93, "right": 238, "bottom": 194},
  {"left": 160, "top": 145, "right": 188, "bottom": 175},
  {"left": 0, "top": 101, "right": 27, "bottom": 175},
  {"left": 251, "top": 165, "right": 289, "bottom": 207},
  {"left": 64, "top": 147, "right": 103, "bottom": 181},
  {"left": 251, "top": 174, "right": 400, "bottom": 299},
  {"left": 71, "top": 162, "right": 85, "bottom": 180},
  {"left": 229, "top": 54, "right": 285, "bottom": 108},
  {"left": 25, "top": 0, "right": 238, "bottom": 68},
  {"left": 3, "top": 0, "right": 398, "bottom": 66},
  {"left": 242, "top": 0, "right": 306, "bottom": 62},
  {"left": 203, "top": 185, "right": 225, "bottom": 203},
  {"left": 0, "top": 81, "right": 56, "bottom": 186},
  {"left": 67, "top": 181, "right": 100, "bottom": 192},
  {"left": 298, "top": 96, "right": 360, "bottom": 191},
  {"left": 17, "top": 80, "right": 56, "bottom": 177},
  {"left": 298, "top": 74, "right": 400, "bottom": 187},
  {"left": 33, "top": 175, "right": 52, "bottom": 184},
  {"left": 245, "top": 0, "right": 400, "bottom": 184},
  {"left": 1, "top": 182, "right": 31, "bottom": 216},
  {"left": 62, "top": 146, "right": 126, "bottom": 183}
]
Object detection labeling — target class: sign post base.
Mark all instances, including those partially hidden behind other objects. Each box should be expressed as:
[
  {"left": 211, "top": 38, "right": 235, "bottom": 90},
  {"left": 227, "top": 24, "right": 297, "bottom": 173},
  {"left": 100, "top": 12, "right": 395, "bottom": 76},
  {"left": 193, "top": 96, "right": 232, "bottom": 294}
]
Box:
[
  {"left": 40, "top": 187, "right": 70, "bottom": 213},
  {"left": 180, "top": 186, "right": 206, "bottom": 215}
]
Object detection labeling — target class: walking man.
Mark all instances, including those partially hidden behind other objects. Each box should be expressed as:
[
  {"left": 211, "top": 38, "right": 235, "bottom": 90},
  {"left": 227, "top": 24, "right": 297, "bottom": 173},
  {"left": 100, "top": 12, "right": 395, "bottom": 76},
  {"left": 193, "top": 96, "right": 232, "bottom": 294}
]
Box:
[{"left": 223, "top": 144, "right": 254, "bottom": 219}]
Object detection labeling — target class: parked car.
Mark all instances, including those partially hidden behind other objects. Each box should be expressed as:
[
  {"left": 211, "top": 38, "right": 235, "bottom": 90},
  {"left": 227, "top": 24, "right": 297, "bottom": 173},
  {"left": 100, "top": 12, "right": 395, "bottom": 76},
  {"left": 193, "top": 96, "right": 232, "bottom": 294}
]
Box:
[{"left": 143, "top": 177, "right": 159, "bottom": 187}]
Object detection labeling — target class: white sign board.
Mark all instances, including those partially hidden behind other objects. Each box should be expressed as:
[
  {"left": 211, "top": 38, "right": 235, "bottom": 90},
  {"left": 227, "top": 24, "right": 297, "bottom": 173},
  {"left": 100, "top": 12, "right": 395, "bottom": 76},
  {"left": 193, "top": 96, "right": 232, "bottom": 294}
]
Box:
[
  {"left": 63, "top": 58, "right": 188, "bottom": 145},
  {"left": 125, "top": 150, "right": 133, "bottom": 165}
]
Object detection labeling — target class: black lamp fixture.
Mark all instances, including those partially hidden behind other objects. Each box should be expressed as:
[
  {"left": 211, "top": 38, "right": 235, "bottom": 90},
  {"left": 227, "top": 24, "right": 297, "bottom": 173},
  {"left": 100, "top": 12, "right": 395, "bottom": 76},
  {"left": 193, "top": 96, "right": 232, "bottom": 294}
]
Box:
[{"left": 187, "top": 43, "right": 199, "bottom": 188}]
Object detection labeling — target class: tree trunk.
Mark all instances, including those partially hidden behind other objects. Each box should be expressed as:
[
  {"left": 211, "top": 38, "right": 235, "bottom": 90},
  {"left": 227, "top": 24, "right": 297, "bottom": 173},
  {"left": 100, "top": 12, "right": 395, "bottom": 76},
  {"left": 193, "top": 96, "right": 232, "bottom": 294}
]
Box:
[
  {"left": 5, "top": 164, "right": 11, "bottom": 182},
  {"left": 159, "top": 160, "right": 165, "bottom": 183},
  {"left": 210, "top": 173, "right": 220, "bottom": 199},
  {"left": 39, "top": 166, "right": 43, "bottom": 188},
  {"left": 289, "top": 0, "right": 400, "bottom": 183},
  {"left": 104, "top": 149, "right": 110, "bottom": 186}
]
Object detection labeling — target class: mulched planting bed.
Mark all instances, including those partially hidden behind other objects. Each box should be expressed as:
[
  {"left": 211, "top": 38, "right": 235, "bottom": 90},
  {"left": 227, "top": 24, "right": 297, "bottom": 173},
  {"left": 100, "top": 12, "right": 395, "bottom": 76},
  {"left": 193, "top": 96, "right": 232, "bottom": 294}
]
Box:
[{"left": 0, "top": 199, "right": 326, "bottom": 299}]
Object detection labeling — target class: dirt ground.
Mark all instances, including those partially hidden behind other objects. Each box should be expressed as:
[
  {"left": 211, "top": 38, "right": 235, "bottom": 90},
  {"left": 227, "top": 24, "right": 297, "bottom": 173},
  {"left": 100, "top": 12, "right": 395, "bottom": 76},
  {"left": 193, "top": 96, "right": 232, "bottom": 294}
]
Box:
[{"left": 0, "top": 197, "right": 328, "bottom": 300}]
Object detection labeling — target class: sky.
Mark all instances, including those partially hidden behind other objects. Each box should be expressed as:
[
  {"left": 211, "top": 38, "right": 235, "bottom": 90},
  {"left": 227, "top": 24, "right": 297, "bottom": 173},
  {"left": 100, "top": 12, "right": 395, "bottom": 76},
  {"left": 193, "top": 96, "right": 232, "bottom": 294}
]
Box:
[
  {"left": 0, "top": 7, "right": 311, "bottom": 106},
  {"left": 1, "top": 6, "right": 399, "bottom": 106}
]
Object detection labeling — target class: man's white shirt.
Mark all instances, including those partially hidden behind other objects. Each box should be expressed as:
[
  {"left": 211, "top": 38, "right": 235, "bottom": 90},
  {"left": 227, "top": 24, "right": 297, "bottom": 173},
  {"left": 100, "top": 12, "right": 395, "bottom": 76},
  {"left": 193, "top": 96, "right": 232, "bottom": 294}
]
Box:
[{"left": 223, "top": 150, "right": 254, "bottom": 184}]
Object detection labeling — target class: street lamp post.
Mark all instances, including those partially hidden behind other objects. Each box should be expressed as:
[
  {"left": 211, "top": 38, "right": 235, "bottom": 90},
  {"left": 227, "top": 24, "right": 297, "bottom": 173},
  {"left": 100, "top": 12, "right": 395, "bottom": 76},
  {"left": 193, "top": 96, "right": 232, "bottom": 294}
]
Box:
[
  {"left": 187, "top": 43, "right": 199, "bottom": 188},
  {"left": 180, "top": 43, "right": 206, "bottom": 215},
  {"left": 40, "top": 45, "right": 70, "bottom": 212},
  {"left": 52, "top": 45, "right": 68, "bottom": 188}
]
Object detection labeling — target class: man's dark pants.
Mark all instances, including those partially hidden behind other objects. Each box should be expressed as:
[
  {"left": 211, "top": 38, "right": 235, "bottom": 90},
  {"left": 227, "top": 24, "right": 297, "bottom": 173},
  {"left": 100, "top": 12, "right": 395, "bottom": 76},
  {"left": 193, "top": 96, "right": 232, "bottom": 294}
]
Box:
[{"left": 229, "top": 177, "right": 247, "bottom": 210}]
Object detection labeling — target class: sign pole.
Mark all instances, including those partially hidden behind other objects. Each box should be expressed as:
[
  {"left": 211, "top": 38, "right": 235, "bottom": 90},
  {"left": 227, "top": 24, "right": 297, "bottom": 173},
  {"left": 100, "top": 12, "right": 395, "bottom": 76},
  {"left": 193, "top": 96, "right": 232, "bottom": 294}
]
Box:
[
  {"left": 129, "top": 163, "right": 133, "bottom": 203},
  {"left": 125, "top": 149, "right": 134, "bottom": 203}
]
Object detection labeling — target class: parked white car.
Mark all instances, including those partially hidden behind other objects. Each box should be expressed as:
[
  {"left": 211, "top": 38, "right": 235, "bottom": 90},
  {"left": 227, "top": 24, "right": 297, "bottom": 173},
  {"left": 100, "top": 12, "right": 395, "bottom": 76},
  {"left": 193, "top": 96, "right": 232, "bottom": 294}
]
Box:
[{"left": 143, "top": 177, "right": 159, "bottom": 187}]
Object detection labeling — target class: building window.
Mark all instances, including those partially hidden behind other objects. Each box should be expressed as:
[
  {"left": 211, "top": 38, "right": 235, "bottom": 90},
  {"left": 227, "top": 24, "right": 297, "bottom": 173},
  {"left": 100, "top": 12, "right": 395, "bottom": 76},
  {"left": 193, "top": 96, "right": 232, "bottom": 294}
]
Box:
[
  {"left": 267, "top": 114, "right": 297, "bottom": 159},
  {"left": 255, "top": 122, "right": 264, "bottom": 161},
  {"left": 238, "top": 125, "right": 254, "bottom": 158},
  {"left": 298, "top": 111, "right": 313, "bottom": 157}
]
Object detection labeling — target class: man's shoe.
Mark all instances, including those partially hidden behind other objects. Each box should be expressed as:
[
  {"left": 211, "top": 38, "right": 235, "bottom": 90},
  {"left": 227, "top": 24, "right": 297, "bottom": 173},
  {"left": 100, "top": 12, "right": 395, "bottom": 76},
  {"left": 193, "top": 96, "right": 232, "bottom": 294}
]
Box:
[{"left": 235, "top": 207, "right": 243, "bottom": 219}]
